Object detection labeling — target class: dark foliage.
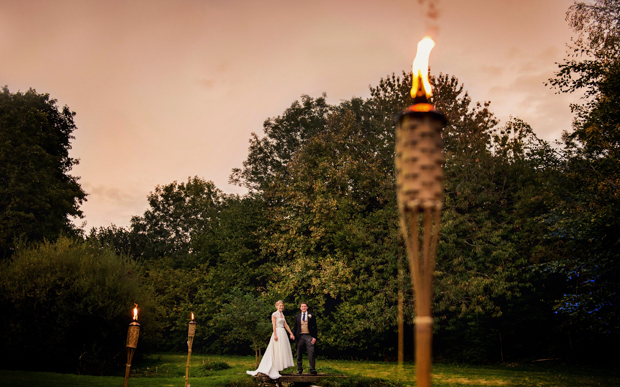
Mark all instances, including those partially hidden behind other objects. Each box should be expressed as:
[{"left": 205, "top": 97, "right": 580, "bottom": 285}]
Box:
[
  {"left": 0, "top": 237, "right": 156, "bottom": 374},
  {"left": 0, "top": 87, "right": 86, "bottom": 258}
]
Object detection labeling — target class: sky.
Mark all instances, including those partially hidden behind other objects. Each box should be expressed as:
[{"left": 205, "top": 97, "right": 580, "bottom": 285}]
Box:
[{"left": 1, "top": 0, "right": 583, "bottom": 230}]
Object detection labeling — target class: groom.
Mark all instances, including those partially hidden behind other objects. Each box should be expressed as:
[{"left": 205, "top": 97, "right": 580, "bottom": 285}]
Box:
[{"left": 293, "top": 302, "right": 317, "bottom": 375}]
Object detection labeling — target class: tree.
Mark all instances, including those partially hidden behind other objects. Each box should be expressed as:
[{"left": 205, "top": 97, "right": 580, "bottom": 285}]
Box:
[
  {"left": 87, "top": 224, "right": 134, "bottom": 258},
  {"left": 140, "top": 258, "right": 209, "bottom": 352},
  {"left": 212, "top": 290, "right": 274, "bottom": 366},
  {"left": 547, "top": 0, "right": 620, "bottom": 347},
  {"left": 230, "top": 94, "right": 332, "bottom": 192},
  {"left": 370, "top": 73, "right": 563, "bottom": 362},
  {"left": 0, "top": 87, "right": 86, "bottom": 258},
  {"left": 229, "top": 72, "right": 559, "bottom": 360},
  {"left": 549, "top": 0, "right": 620, "bottom": 155},
  {"left": 262, "top": 99, "right": 403, "bottom": 357},
  {"left": 193, "top": 193, "right": 272, "bottom": 293},
  {"left": 129, "top": 176, "right": 223, "bottom": 262}
]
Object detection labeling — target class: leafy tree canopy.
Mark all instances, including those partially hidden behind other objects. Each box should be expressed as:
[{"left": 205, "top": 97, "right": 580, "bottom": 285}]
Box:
[
  {"left": 547, "top": 0, "right": 620, "bottom": 335},
  {"left": 0, "top": 87, "right": 86, "bottom": 258},
  {"left": 128, "top": 176, "right": 223, "bottom": 262}
]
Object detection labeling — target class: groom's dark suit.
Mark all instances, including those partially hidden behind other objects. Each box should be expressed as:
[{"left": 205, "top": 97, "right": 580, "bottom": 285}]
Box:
[{"left": 293, "top": 312, "right": 317, "bottom": 374}]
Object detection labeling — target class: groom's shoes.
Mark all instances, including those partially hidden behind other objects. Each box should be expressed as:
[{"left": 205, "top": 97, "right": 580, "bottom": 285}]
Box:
[
  {"left": 297, "top": 370, "right": 303, "bottom": 375},
  {"left": 310, "top": 370, "right": 317, "bottom": 375}
]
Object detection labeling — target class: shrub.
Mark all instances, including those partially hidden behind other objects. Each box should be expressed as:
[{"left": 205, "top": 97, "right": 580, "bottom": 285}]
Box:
[
  {"left": 203, "top": 359, "right": 231, "bottom": 371},
  {"left": 0, "top": 237, "right": 155, "bottom": 374}
]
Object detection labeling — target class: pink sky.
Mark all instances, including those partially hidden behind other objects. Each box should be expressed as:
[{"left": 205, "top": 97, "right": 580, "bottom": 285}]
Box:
[{"left": 1, "top": 0, "right": 582, "bottom": 230}]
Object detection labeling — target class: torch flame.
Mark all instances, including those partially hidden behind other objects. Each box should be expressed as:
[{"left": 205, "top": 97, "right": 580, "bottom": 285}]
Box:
[
  {"left": 411, "top": 36, "right": 435, "bottom": 100},
  {"left": 133, "top": 304, "right": 138, "bottom": 321},
  {"left": 191, "top": 312, "right": 194, "bottom": 320}
]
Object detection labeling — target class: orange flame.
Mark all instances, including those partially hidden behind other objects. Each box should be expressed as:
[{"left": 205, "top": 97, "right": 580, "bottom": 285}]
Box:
[
  {"left": 191, "top": 312, "right": 194, "bottom": 320},
  {"left": 411, "top": 36, "right": 436, "bottom": 100},
  {"left": 133, "top": 304, "right": 138, "bottom": 321}
]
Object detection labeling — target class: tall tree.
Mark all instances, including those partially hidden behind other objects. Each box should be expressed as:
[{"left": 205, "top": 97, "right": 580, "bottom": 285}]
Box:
[
  {"left": 547, "top": 0, "right": 620, "bottom": 340},
  {"left": 129, "top": 176, "right": 223, "bottom": 262},
  {"left": 230, "top": 94, "right": 332, "bottom": 192},
  {"left": 0, "top": 87, "right": 86, "bottom": 258},
  {"left": 371, "top": 73, "right": 563, "bottom": 361},
  {"left": 229, "top": 72, "right": 558, "bottom": 360},
  {"left": 262, "top": 99, "right": 403, "bottom": 356},
  {"left": 193, "top": 193, "right": 271, "bottom": 292}
]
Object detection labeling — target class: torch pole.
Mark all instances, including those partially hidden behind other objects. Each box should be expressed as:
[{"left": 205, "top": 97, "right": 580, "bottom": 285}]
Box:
[
  {"left": 403, "top": 205, "right": 441, "bottom": 387},
  {"left": 124, "top": 347, "right": 136, "bottom": 387},
  {"left": 185, "top": 317, "right": 197, "bottom": 387}
]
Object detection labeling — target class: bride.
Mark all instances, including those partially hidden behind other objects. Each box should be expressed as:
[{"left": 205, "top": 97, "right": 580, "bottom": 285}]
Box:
[{"left": 246, "top": 300, "right": 295, "bottom": 379}]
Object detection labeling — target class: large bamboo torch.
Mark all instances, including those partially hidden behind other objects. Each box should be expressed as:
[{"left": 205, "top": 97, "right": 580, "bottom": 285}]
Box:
[
  {"left": 185, "top": 312, "right": 197, "bottom": 387},
  {"left": 396, "top": 36, "right": 446, "bottom": 387},
  {"left": 124, "top": 304, "right": 140, "bottom": 387}
]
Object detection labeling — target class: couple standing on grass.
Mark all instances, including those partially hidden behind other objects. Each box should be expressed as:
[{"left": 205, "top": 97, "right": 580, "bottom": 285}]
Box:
[{"left": 246, "top": 301, "right": 317, "bottom": 379}]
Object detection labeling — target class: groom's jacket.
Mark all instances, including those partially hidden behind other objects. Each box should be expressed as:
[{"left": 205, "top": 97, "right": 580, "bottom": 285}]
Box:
[{"left": 293, "top": 312, "right": 318, "bottom": 342}]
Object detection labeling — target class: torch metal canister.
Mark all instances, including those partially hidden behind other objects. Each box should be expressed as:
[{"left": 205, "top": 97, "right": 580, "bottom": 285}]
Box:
[
  {"left": 185, "top": 314, "right": 197, "bottom": 387},
  {"left": 396, "top": 36, "right": 446, "bottom": 387},
  {"left": 124, "top": 306, "right": 140, "bottom": 387}
]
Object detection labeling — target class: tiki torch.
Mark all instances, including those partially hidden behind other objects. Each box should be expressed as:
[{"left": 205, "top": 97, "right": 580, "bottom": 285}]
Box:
[
  {"left": 185, "top": 312, "right": 197, "bottom": 387},
  {"left": 124, "top": 304, "right": 140, "bottom": 387},
  {"left": 395, "top": 36, "right": 446, "bottom": 387}
]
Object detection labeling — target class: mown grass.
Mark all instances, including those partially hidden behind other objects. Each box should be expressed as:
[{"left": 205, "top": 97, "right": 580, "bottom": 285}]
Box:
[{"left": 1, "top": 354, "right": 618, "bottom": 387}]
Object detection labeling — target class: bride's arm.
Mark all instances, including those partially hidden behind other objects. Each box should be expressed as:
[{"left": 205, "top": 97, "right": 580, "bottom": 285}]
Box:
[
  {"left": 272, "top": 314, "right": 278, "bottom": 341},
  {"left": 285, "top": 320, "right": 295, "bottom": 340}
]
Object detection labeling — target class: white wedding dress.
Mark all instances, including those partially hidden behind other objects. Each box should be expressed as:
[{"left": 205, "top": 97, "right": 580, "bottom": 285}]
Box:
[{"left": 246, "top": 311, "right": 295, "bottom": 379}]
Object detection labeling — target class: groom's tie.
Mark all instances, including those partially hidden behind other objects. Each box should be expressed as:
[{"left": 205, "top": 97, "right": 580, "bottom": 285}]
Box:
[{"left": 303, "top": 313, "right": 306, "bottom": 321}]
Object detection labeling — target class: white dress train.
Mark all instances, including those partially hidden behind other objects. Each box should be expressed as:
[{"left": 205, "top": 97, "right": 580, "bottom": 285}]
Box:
[{"left": 246, "top": 311, "right": 295, "bottom": 379}]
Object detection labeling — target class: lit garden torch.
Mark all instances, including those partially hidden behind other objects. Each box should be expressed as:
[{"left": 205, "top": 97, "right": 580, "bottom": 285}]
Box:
[
  {"left": 124, "top": 304, "right": 140, "bottom": 387},
  {"left": 395, "top": 36, "right": 446, "bottom": 387},
  {"left": 185, "top": 312, "right": 197, "bottom": 387}
]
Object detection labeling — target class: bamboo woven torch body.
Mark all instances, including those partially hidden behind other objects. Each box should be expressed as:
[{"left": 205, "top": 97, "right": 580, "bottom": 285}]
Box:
[
  {"left": 396, "top": 103, "right": 445, "bottom": 387},
  {"left": 124, "top": 321, "right": 140, "bottom": 387}
]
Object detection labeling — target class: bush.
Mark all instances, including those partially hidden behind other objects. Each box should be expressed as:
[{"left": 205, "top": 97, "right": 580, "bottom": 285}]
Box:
[
  {"left": 203, "top": 359, "right": 231, "bottom": 371},
  {"left": 0, "top": 237, "right": 155, "bottom": 374}
]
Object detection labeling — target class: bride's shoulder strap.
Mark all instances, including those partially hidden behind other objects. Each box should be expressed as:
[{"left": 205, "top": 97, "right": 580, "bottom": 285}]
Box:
[{"left": 271, "top": 311, "right": 279, "bottom": 317}]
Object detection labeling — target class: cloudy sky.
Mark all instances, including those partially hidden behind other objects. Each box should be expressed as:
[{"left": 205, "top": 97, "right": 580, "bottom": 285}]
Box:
[{"left": 1, "top": 0, "right": 582, "bottom": 230}]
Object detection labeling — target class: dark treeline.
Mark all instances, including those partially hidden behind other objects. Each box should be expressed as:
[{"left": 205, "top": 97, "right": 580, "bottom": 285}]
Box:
[{"left": 1, "top": 0, "right": 619, "bottom": 375}]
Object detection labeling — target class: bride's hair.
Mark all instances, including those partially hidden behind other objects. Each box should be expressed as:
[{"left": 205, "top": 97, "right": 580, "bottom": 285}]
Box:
[{"left": 275, "top": 300, "right": 284, "bottom": 308}]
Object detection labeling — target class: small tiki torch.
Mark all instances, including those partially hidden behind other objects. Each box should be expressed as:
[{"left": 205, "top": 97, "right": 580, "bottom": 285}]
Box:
[
  {"left": 185, "top": 312, "right": 197, "bottom": 387},
  {"left": 396, "top": 36, "right": 446, "bottom": 387},
  {"left": 124, "top": 304, "right": 140, "bottom": 387}
]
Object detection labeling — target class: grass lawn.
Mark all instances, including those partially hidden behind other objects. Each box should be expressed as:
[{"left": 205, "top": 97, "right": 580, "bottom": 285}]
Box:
[{"left": 1, "top": 354, "right": 618, "bottom": 387}]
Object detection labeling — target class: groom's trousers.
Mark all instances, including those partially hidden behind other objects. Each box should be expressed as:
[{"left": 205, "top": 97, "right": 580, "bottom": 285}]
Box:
[{"left": 296, "top": 334, "right": 315, "bottom": 372}]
